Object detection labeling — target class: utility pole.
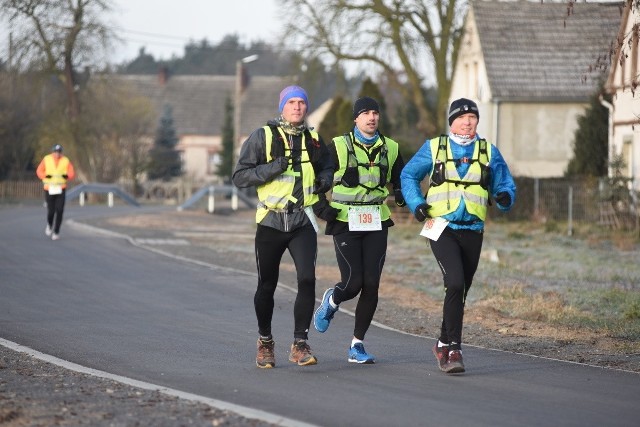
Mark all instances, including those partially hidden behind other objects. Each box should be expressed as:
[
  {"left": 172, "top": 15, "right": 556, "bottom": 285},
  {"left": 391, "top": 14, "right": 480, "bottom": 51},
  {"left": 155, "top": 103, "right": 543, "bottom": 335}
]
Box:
[{"left": 232, "top": 54, "right": 259, "bottom": 169}]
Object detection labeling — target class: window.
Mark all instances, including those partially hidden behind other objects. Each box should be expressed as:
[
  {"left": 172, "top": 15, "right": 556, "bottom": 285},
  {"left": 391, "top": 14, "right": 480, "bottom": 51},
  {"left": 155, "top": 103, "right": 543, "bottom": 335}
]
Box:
[
  {"left": 208, "top": 152, "right": 221, "bottom": 175},
  {"left": 622, "top": 135, "right": 633, "bottom": 178}
]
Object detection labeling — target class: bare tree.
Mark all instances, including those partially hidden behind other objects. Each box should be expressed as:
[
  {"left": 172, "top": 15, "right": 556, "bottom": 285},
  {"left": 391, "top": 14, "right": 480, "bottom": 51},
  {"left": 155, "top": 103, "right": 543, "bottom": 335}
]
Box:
[
  {"left": 279, "top": 0, "right": 466, "bottom": 134},
  {"left": 80, "top": 78, "right": 155, "bottom": 185},
  {"left": 1, "top": 0, "right": 115, "bottom": 121},
  {"left": 611, "top": 0, "right": 639, "bottom": 93}
]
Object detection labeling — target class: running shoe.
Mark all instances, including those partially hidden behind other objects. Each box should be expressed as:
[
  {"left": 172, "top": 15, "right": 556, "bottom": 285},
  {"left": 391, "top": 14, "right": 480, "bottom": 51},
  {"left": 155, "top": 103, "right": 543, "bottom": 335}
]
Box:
[
  {"left": 256, "top": 338, "right": 275, "bottom": 369},
  {"left": 288, "top": 340, "right": 317, "bottom": 366},
  {"left": 314, "top": 288, "right": 337, "bottom": 332},
  {"left": 348, "top": 342, "right": 375, "bottom": 364},
  {"left": 443, "top": 349, "right": 465, "bottom": 373},
  {"left": 432, "top": 343, "right": 449, "bottom": 372}
]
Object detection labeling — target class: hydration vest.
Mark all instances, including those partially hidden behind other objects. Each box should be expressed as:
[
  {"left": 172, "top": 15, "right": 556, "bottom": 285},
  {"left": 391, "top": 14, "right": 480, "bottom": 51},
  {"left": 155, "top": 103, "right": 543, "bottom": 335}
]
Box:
[
  {"left": 330, "top": 132, "right": 399, "bottom": 223},
  {"left": 255, "top": 125, "right": 320, "bottom": 223},
  {"left": 426, "top": 136, "right": 491, "bottom": 220}
]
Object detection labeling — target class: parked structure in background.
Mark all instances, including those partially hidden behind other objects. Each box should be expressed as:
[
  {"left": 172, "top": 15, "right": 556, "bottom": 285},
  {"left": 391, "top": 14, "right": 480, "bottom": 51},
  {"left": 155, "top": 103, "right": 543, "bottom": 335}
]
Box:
[
  {"left": 605, "top": 1, "right": 640, "bottom": 193},
  {"left": 106, "top": 73, "right": 291, "bottom": 182},
  {"left": 449, "top": 0, "right": 623, "bottom": 178}
]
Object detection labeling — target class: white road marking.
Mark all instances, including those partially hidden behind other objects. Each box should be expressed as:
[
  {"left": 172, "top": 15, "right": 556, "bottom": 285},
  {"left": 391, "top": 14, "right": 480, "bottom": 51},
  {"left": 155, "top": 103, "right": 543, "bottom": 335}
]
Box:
[{"left": 0, "top": 338, "right": 318, "bottom": 427}]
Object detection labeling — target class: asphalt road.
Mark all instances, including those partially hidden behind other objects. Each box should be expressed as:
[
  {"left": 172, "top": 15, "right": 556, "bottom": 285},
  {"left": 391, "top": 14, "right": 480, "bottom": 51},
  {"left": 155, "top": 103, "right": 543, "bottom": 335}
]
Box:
[{"left": 1, "top": 204, "right": 639, "bottom": 427}]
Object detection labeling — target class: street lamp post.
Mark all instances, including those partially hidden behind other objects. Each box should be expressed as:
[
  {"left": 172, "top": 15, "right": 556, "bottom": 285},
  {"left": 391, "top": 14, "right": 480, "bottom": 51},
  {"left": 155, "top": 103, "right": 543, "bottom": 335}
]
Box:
[
  {"left": 231, "top": 54, "right": 258, "bottom": 211},
  {"left": 233, "top": 54, "right": 259, "bottom": 169}
]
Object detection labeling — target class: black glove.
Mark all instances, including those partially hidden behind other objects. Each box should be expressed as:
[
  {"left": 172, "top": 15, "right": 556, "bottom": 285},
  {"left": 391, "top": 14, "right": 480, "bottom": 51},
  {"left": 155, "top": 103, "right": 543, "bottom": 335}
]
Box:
[
  {"left": 313, "top": 177, "right": 332, "bottom": 194},
  {"left": 45, "top": 175, "right": 52, "bottom": 179},
  {"left": 495, "top": 192, "right": 511, "bottom": 207},
  {"left": 414, "top": 203, "right": 431, "bottom": 222},
  {"left": 274, "top": 157, "right": 289, "bottom": 171},
  {"left": 318, "top": 205, "right": 340, "bottom": 222},
  {"left": 312, "top": 197, "right": 340, "bottom": 222},
  {"left": 62, "top": 174, "right": 68, "bottom": 179},
  {"left": 393, "top": 188, "right": 406, "bottom": 207}
]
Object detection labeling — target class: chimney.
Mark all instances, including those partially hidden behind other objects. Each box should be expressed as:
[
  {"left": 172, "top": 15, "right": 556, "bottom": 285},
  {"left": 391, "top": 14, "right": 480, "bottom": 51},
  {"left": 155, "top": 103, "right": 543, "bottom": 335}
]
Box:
[{"left": 158, "top": 66, "right": 169, "bottom": 86}]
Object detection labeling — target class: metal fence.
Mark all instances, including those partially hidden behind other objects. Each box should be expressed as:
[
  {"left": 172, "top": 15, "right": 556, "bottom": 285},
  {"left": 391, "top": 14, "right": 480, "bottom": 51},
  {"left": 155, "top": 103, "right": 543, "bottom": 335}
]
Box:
[
  {"left": 2, "top": 177, "right": 639, "bottom": 232},
  {"left": 490, "top": 177, "right": 639, "bottom": 232},
  {"left": 0, "top": 180, "right": 43, "bottom": 200}
]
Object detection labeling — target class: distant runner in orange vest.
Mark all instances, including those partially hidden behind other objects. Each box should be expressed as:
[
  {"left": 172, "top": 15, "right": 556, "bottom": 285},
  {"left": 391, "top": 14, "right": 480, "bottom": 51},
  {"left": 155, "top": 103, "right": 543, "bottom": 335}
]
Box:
[{"left": 36, "top": 144, "right": 76, "bottom": 241}]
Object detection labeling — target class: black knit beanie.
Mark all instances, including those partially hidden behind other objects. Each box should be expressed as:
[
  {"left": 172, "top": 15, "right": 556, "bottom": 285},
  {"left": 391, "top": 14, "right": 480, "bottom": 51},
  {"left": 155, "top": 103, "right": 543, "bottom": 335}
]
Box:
[
  {"left": 448, "top": 98, "right": 479, "bottom": 126},
  {"left": 353, "top": 97, "right": 380, "bottom": 119}
]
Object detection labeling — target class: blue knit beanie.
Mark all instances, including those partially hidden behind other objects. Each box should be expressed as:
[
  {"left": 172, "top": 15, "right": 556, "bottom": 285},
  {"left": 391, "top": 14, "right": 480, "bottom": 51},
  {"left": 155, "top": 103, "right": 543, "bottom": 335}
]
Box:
[{"left": 279, "top": 86, "right": 309, "bottom": 113}]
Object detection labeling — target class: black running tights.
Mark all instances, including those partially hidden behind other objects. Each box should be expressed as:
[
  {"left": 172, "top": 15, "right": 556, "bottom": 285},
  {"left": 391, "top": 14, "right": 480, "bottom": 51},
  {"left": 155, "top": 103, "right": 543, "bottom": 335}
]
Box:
[
  {"left": 254, "top": 224, "right": 317, "bottom": 341},
  {"left": 428, "top": 227, "right": 483, "bottom": 350},
  {"left": 45, "top": 190, "right": 66, "bottom": 234},
  {"left": 332, "top": 228, "right": 388, "bottom": 340}
]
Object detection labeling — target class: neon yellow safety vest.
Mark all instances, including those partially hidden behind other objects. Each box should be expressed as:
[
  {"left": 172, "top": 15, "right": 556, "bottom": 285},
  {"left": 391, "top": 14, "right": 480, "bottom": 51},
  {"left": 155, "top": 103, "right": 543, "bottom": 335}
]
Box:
[
  {"left": 255, "top": 126, "right": 320, "bottom": 223},
  {"left": 425, "top": 137, "right": 491, "bottom": 220},
  {"left": 330, "top": 133, "right": 399, "bottom": 223},
  {"left": 42, "top": 155, "right": 70, "bottom": 188}
]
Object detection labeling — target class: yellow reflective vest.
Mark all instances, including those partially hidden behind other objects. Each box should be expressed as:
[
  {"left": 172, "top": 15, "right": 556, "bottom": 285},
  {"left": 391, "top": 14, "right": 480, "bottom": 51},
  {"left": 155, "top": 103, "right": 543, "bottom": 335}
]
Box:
[
  {"left": 330, "top": 133, "right": 399, "bottom": 223},
  {"left": 425, "top": 137, "right": 491, "bottom": 220},
  {"left": 42, "top": 155, "right": 70, "bottom": 189},
  {"left": 255, "top": 126, "right": 320, "bottom": 223}
]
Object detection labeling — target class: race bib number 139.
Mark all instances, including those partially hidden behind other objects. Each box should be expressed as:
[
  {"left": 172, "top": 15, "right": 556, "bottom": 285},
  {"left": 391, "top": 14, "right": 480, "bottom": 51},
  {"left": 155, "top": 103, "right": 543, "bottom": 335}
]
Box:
[{"left": 348, "top": 205, "right": 382, "bottom": 231}]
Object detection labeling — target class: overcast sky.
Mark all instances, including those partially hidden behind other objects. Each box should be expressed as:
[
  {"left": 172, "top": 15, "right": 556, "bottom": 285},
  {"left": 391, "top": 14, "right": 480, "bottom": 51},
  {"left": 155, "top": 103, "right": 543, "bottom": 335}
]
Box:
[
  {"left": 109, "top": 0, "right": 278, "bottom": 62},
  {"left": 0, "top": 0, "right": 278, "bottom": 65}
]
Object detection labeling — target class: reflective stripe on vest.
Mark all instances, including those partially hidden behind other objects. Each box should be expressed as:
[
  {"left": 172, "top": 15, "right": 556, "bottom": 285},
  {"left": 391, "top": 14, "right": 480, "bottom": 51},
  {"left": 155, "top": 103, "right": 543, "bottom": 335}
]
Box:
[
  {"left": 255, "top": 126, "right": 319, "bottom": 223},
  {"left": 330, "top": 134, "right": 399, "bottom": 222},
  {"left": 426, "top": 137, "right": 491, "bottom": 220},
  {"left": 43, "top": 155, "right": 70, "bottom": 188}
]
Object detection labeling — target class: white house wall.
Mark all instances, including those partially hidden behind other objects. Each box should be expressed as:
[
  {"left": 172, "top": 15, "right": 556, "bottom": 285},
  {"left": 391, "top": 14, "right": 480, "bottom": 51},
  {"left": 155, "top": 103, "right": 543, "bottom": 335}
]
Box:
[
  {"left": 610, "top": 91, "right": 640, "bottom": 191},
  {"left": 177, "top": 135, "right": 222, "bottom": 181},
  {"left": 449, "top": 7, "right": 495, "bottom": 143},
  {"left": 608, "top": 4, "right": 640, "bottom": 192},
  {"left": 449, "top": 4, "right": 598, "bottom": 178},
  {"left": 497, "top": 102, "right": 587, "bottom": 177}
]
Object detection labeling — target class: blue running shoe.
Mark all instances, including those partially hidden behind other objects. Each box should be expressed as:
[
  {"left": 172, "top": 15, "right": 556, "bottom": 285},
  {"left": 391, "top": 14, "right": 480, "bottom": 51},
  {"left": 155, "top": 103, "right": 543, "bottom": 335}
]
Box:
[
  {"left": 348, "top": 342, "right": 375, "bottom": 364},
  {"left": 314, "top": 288, "right": 338, "bottom": 332}
]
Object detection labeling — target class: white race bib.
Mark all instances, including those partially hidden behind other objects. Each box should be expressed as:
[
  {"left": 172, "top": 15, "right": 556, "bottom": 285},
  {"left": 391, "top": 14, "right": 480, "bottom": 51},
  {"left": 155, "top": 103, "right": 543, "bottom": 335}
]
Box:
[
  {"left": 48, "top": 184, "right": 62, "bottom": 195},
  {"left": 420, "top": 217, "right": 449, "bottom": 241},
  {"left": 348, "top": 205, "right": 382, "bottom": 231}
]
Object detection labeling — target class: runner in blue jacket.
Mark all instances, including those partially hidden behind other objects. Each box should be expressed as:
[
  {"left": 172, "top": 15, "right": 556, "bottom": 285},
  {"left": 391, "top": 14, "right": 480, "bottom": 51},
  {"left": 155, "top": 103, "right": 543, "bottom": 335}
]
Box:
[{"left": 401, "top": 98, "right": 516, "bottom": 373}]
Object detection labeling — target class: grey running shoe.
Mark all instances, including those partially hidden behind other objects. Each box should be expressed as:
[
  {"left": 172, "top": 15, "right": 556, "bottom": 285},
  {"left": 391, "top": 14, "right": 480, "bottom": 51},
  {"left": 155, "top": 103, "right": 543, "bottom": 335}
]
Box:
[
  {"left": 256, "top": 338, "right": 275, "bottom": 369},
  {"left": 288, "top": 340, "right": 317, "bottom": 366}
]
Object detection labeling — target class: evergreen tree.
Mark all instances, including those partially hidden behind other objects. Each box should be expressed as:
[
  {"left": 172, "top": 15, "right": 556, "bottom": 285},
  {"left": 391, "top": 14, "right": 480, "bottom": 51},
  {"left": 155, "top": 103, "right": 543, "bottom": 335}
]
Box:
[
  {"left": 119, "top": 47, "right": 159, "bottom": 74},
  {"left": 147, "top": 104, "right": 182, "bottom": 181},
  {"left": 566, "top": 84, "right": 610, "bottom": 177},
  {"left": 218, "top": 96, "right": 235, "bottom": 181},
  {"left": 317, "top": 96, "right": 352, "bottom": 143}
]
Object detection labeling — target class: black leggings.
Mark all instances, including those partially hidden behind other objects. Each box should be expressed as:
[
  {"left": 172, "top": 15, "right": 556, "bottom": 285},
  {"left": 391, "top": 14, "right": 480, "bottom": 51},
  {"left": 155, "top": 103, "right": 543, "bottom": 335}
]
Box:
[
  {"left": 429, "top": 227, "right": 483, "bottom": 349},
  {"left": 254, "top": 224, "right": 317, "bottom": 341},
  {"left": 332, "top": 228, "right": 388, "bottom": 340},
  {"left": 45, "top": 190, "right": 66, "bottom": 234}
]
